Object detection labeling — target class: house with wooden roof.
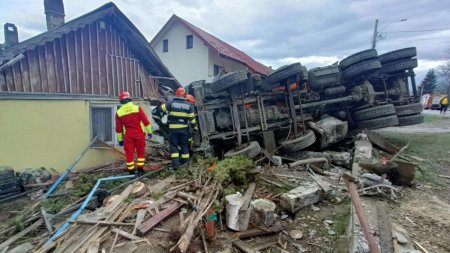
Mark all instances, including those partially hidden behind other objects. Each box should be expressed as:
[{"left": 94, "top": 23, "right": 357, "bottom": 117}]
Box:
[
  {"left": 150, "top": 15, "right": 272, "bottom": 86},
  {"left": 0, "top": 1, "right": 178, "bottom": 172}
]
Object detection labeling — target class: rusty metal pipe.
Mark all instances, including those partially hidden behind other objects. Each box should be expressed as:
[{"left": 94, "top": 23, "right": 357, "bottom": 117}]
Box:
[{"left": 343, "top": 175, "right": 380, "bottom": 253}]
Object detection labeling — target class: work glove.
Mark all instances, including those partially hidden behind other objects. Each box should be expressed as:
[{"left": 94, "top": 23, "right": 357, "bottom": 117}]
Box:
[
  {"left": 118, "top": 141, "right": 124, "bottom": 146},
  {"left": 147, "top": 133, "right": 152, "bottom": 139},
  {"left": 194, "top": 126, "right": 199, "bottom": 133}
]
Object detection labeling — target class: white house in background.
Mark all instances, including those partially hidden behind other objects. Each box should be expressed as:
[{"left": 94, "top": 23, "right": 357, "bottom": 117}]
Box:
[{"left": 150, "top": 15, "right": 272, "bottom": 85}]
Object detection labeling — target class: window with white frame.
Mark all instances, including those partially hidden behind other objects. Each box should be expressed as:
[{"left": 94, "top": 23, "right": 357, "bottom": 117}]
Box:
[{"left": 91, "top": 105, "right": 116, "bottom": 143}]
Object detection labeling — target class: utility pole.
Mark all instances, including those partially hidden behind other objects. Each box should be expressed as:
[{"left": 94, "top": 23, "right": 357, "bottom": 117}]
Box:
[{"left": 371, "top": 19, "right": 379, "bottom": 49}]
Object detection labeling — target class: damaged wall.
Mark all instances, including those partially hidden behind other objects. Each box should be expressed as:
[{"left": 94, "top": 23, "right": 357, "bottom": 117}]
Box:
[{"left": 0, "top": 99, "right": 152, "bottom": 171}]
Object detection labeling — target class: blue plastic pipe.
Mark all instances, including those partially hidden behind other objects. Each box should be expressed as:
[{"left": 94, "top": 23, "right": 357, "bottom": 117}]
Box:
[
  {"left": 45, "top": 174, "right": 135, "bottom": 245},
  {"left": 45, "top": 136, "right": 98, "bottom": 198}
]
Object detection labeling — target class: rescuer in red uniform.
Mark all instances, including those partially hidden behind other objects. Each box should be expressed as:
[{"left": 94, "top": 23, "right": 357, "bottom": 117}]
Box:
[{"left": 115, "top": 91, "right": 152, "bottom": 176}]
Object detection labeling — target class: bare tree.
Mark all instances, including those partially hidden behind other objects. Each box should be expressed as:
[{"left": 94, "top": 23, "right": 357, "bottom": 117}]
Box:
[{"left": 438, "top": 48, "right": 450, "bottom": 95}]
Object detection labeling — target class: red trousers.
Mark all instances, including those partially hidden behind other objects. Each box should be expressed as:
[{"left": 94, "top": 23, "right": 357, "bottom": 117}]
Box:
[{"left": 124, "top": 133, "right": 146, "bottom": 170}]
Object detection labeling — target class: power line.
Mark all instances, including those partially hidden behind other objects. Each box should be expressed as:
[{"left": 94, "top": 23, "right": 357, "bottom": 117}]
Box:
[{"left": 384, "top": 28, "right": 450, "bottom": 33}]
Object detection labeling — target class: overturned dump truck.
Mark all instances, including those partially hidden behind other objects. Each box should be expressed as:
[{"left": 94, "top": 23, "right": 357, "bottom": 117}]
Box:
[{"left": 157, "top": 48, "right": 422, "bottom": 157}]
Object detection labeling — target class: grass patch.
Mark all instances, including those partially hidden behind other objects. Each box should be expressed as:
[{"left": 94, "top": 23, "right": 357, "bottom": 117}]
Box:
[
  {"left": 376, "top": 131, "right": 450, "bottom": 183},
  {"left": 423, "top": 114, "right": 448, "bottom": 123},
  {"left": 332, "top": 198, "right": 351, "bottom": 237}
]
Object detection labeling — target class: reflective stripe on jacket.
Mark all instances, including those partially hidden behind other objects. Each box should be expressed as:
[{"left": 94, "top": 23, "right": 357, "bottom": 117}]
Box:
[
  {"left": 115, "top": 102, "right": 152, "bottom": 141},
  {"left": 160, "top": 97, "right": 196, "bottom": 129}
]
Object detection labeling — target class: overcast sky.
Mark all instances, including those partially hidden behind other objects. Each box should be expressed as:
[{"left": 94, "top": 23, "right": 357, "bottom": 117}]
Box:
[{"left": 1, "top": 0, "right": 449, "bottom": 82}]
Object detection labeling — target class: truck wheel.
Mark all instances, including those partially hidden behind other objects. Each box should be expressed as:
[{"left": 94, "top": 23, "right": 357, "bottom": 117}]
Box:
[
  {"left": 379, "top": 47, "right": 417, "bottom": 64},
  {"left": 353, "top": 104, "right": 396, "bottom": 121},
  {"left": 395, "top": 103, "right": 423, "bottom": 116},
  {"left": 339, "top": 49, "right": 379, "bottom": 70},
  {"left": 210, "top": 70, "right": 248, "bottom": 92},
  {"left": 224, "top": 141, "right": 261, "bottom": 159},
  {"left": 267, "top": 63, "right": 303, "bottom": 85},
  {"left": 342, "top": 59, "right": 381, "bottom": 80},
  {"left": 380, "top": 58, "right": 418, "bottom": 74},
  {"left": 280, "top": 130, "right": 316, "bottom": 152},
  {"left": 398, "top": 114, "right": 424, "bottom": 126},
  {"left": 357, "top": 115, "right": 399, "bottom": 129}
]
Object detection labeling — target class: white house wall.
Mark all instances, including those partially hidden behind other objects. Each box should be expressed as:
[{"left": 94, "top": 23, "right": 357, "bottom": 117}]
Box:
[{"left": 153, "top": 23, "right": 209, "bottom": 86}]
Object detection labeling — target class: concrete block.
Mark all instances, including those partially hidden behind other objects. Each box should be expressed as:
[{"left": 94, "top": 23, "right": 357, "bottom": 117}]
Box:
[{"left": 279, "top": 181, "right": 322, "bottom": 213}]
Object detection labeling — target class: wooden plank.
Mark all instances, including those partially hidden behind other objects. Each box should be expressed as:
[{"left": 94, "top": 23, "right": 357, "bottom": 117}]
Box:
[
  {"left": 112, "top": 228, "right": 142, "bottom": 241},
  {"left": 27, "top": 48, "right": 41, "bottom": 92},
  {"left": 4, "top": 67, "right": 15, "bottom": 91},
  {"left": 60, "top": 35, "right": 69, "bottom": 93},
  {"left": 0, "top": 219, "right": 43, "bottom": 250},
  {"left": 37, "top": 45, "right": 48, "bottom": 92},
  {"left": 75, "top": 29, "right": 84, "bottom": 94},
  {"left": 133, "top": 209, "right": 147, "bottom": 235},
  {"left": 367, "top": 131, "right": 399, "bottom": 155},
  {"left": 53, "top": 38, "right": 64, "bottom": 93},
  {"left": 72, "top": 220, "right": 134, "bottom": 227},
  {"left": 20, "top": 55, "right": 31, "bottom": 92},
  {"left": 66, "top": 31, "right": 77, "bottom": 93},
  {"left": 45, "top": 42, "right": 57, "bottom": 93},
  {"left": 104, "top": 22, "right": 111, "bottom": 96},
  {"left": 81, "top": 26, "right": 91, "bottom": 94},
  {"left": 86, "top": 240, "right": 99, "bottom": 253},
  {"left": 89, "top": 22, "right": 100, "bottom": 94},
  {"left": 0, "top": 72, "right": 7, "bottom": 91},
  {"left": 377, "top": 202, "right": 393, "bottom": 253},
  {"left": 12, "top": 63, "right": 23, "bottom": 92},
  {"left": 98, "top": 21, "right": 108, "bottom": 95},
  {"left": 137, "top": 201, "right": 184, "bottom": 235},
  {"left": 235, "top": 222, "right": 283, "bottom": 239},
  {"left": 232, "top": 240, "right": 260, "bottom": 253}
]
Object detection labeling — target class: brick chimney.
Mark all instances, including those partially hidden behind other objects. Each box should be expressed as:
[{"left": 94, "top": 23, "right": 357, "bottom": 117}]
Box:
[
  {"left": 44, "top": 0, "right": 65, "bottom": 30},
  {"left": 4, "top": 23, "right": 19, "bottom": 48}
]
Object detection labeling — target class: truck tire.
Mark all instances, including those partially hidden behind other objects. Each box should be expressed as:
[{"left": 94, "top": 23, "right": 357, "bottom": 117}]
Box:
[
  {"left": 379, "top": 47, "right": 417, "bottom": 64},
  {"left": 398, "top": 114, "right": 424, "bottom": 126},
  {"left": 380, "top": 58, "right": 418, "bottom": 74},
  {"left": 342, "top": 59, "right": 381, "bottom": 80},
  {"left": 267, "top": 63, "right": 303, "bottom": 85},
  {"left": 395, "top": 103, "right": 423, "bottom": 116},
  {"left": 224, "top": 141, "right": 261, "bottom": 159},
  {"left": 280, "top": 130, "right": 316, "bottom": 152},
  {"left": 339, "top": 49, "right": 378, "bottom": 70},
  {"left": 353, "top": 104, "right": 396, "bottom": 121},
  {"left": 357, "top": 115, "right": 399, "bottom": 129},
  {"left": 210, "top": 70, "right": 248, "bottom": 92}
]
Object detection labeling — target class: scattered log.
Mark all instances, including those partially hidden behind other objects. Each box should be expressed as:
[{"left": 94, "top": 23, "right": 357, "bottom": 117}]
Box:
[
  {"left": 71, "top": 220, "right": 135, "bottom": 227},
  {"left": 307, "top": 169, "right": 332, "bottom": 193},
  {"left": 176, "top": 191, "right": 197, "bottom": 201},
  {"left": 131, "top": 182, "right": 147, "bottom": 197},
  {"left": 367, "top": 131, "right": 399, "bottom": 155},
  {"left": 254, "top": 241, "right": 277, "bottom": 251},
  {"left": 235, "top": 222, "right": 283, "bottom": 239},
  {"left": 439, "top": 174, "right": 450, "bottom": 179},
  {"left": 0, "top": 219, "right": 43, "bottom": 251},
  {"left": 137, "top": 201, "right": 184, "bottom": 235},
  {"left": 112, "top": 228, "right": 143, "bottom": 241},
  {"left": 233, "top": 240, "right": 261, "bottom": 253},
  {"left": 288, "top": 157, "right": 328, "bottom": 169}
]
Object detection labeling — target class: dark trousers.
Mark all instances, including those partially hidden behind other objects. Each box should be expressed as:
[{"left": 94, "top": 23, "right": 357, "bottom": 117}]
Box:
[{"left": 169, "top": 128, "right": 190, "bottom": 168}]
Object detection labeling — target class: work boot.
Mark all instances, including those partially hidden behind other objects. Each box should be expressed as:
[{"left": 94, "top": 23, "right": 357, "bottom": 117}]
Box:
[
  {"left": 129, "top": 169, "right": 135, "bottom": 175},
  {"left": 137, "top": 167, "right": 144, "bottom": 177}
]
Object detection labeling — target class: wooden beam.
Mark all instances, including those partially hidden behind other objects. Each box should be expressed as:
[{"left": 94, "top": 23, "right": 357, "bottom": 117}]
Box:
[
  {"left": 233, "top": 240, "right": 260, "bottom": 253},
  {"left": 72, "top": 220, "right": 135, "bottom": 227},
  {"left": 112, "top": 228, "right": 143, "bottom": 241},
  {"left": 234, "top": 222, "right": 283, "bottom": 239},
  {"left": 0, "top": 219, "right": 43, "bottom": 251},
  {"left": 137, "top": 201, "right": 184, "bottom": 235}
]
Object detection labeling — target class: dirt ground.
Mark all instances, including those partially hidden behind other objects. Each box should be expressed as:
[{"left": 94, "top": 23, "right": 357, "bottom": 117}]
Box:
[{"left": 376, "top": 113, "right": 450, "bottom": 253}]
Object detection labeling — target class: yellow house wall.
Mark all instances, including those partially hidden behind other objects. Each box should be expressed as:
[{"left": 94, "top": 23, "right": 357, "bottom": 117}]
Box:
[{"left": 0, "top": 99, "right": 151, "bottom": 172}]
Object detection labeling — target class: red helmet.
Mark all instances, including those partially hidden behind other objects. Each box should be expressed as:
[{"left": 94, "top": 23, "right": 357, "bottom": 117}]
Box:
[
  {"left": 119, "top": 91, "right": 131, "bottom": 100},
  {"left": 175, "top": 87, "right": 186, "bottom": 97},
  {"left": 186, "top": 94, "right": 196, "bottom": 104}
]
